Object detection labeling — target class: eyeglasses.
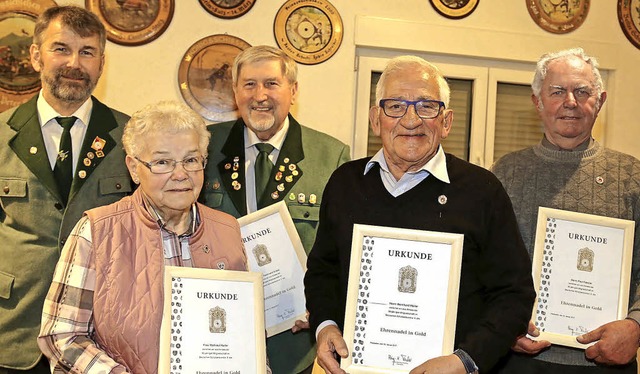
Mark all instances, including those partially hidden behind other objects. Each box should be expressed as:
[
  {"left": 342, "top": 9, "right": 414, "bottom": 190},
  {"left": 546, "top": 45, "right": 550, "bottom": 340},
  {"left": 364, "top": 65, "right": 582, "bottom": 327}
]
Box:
[
  {"left": 135, "top": 155, "right": 206, "bottom": 174},
  {"left": 379, "top": 99, "right": 445, "bottom": 119}
]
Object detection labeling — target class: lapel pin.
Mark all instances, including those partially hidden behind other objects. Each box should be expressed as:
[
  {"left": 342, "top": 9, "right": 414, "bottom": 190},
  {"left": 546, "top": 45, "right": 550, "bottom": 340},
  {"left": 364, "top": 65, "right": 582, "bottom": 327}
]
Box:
[
  {"left": 271, "top": 191, "right": 279, "bottom": 199},
  {"left": 29, "top": 146, "right": 37, "bottom": 155},
  {"left": 91, "top": 136, "right": 106, "bottom": 151},
  {"left": 224, "top": 163, "right": 231, "bottom": 170},
  {"left": 277, "top": 183, "right": 285, "bottom": 192},
  {"left": 309, "top": 194, "right": 317, "bottom": 205},
  {"left": 438, "top": 195, "right": 447, "bottom": 205},
  {"left": 297, "top": 193, "right": 306, "bottom": 204},
  {"left": 595, "top": 176, "right": 604, "bottom": 185},
  {"left": 285, "top": 175, "right": 293, "bottom": 183},
  {"left": 289, "top": 164, "right": 297, "bottom": 171},
  {"left": 292, "top": 170, "right": 299, "bottom": 176},
  {"left": 213, "top": 181, "right": 220, "bottom": 190},
  {"left": 231, "top": 172, "right": 238, "bottom": 180},
  {"left": 275, "top": 171, "right": 283, "bottom": 181},
  {"left": 83, "top": 158, "right": 92, "bottom": 167},
  {"left": 233, "top": 163, "right": 239, "bottom": 171},
  {"left": 78, "top": 170, "right": 87, "bottom": 179},
  {"left": 283, "top": 157, "right": 290, "bottom": 163},
  {"left": 96, "top": 150, "right": 105, "bottom": 158},
  {"left": 57, "top": 150, "right": 69, "bottom": 162},
  {"left": 288, "top": 192, "right": 295, "bottom": 200},
  {"left": 87, "top": 152, "right": 95, "bottom": 159}
]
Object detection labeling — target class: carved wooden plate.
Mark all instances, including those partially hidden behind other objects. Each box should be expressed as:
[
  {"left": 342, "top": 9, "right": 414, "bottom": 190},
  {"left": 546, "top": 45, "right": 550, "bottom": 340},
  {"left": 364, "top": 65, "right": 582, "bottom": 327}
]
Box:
[
  {"left": 178, "top": 34, "right": 251, "bottom": 122},
  {"left": 86, "top": 0, "right": 174, "bottom": 46},
  {"left": 0, "top": 0, "right": 57, "bottom": 112},
  {"left": 198, "top": 0, "right": 256, "bottom": 19},
  {"left": 274, "top": 0, "right": 343, "bottom": 65},
  {"left": 429, "top": 0, "right": 479, "bottom": 19},
  {"left": 618, "top": 0, "right": 640, "bottom": 49},
  {"left": 526, "top": 0, "right": 590, "bottom": 34}
]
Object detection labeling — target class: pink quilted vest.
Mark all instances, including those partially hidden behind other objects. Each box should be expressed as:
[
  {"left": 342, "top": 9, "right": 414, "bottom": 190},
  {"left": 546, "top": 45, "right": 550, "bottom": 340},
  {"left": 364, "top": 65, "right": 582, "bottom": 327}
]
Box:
[{"left": 87, "top": 189, "right": 247, "bottom": 373}]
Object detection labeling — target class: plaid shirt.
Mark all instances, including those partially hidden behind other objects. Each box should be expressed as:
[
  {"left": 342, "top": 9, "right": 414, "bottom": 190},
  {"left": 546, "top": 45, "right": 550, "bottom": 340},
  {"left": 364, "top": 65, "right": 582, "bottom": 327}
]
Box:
[{"left": 38, "top": 198, "right": 200, "bottom": 373}]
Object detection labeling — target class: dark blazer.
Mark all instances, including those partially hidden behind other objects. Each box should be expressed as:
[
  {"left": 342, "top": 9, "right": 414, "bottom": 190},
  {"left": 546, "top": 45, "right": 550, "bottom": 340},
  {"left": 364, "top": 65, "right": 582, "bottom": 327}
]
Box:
[
  {"left": 202, "top": 114, "right": 350, "bottom": 374},
  {"left": 0, "top": 95, "right": 132, "bottom": 370}
]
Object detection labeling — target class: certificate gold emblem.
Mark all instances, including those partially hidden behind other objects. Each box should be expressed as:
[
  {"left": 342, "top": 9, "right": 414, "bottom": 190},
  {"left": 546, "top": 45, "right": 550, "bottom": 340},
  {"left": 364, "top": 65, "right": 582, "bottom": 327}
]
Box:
[
  {"left": 398, "top": 265, "right": 417, "bottom": 293},
  {"left": 209, "top": 306, "right": 227, "bottom": 333},
  {"left": 577, "top": 247, "right": 594, "bottom": 272},
  {"left": 252, "top": 244, "right": 272, "bottom": 267}
]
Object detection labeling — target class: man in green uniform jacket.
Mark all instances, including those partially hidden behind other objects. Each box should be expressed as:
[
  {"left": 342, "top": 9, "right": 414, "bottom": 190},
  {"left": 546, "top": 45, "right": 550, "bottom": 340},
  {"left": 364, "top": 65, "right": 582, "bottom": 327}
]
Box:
[
  {"left": 0, "top": 6, "right": 131, "bottom": 374},
  {"left": 201, "top": 45, "right": 349, "bottom": 373}
]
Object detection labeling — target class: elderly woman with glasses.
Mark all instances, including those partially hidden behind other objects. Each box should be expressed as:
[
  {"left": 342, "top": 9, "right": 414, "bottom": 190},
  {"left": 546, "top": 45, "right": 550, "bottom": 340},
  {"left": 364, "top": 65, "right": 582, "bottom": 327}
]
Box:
[{"left": 37, "top": 101, "right": 254, "bottom": 373}]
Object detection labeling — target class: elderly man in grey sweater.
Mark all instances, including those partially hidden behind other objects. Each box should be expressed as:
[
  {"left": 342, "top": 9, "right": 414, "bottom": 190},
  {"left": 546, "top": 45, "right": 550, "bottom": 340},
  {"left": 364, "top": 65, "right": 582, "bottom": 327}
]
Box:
[{"left": 491, "top": 48, "right": 640, "bottom": 374}]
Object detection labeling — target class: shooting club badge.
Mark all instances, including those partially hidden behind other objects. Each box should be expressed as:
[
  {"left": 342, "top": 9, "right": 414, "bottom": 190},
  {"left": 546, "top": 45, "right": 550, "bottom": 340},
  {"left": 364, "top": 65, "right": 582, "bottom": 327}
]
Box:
[
  {"left": 398, "top": 265, "right": 417, "bottom": 293},
  {"left": 91, "top": 136, "right": 106, "bottom": 158},
  {"left": 209, "top": 306, "right": 227, "bottom": 333},
  {"left": 577, "top": 247, "right": 594, "bottom": 272},
  {"left": 253, "top": 244, "right": 272, "bottom": 267}
]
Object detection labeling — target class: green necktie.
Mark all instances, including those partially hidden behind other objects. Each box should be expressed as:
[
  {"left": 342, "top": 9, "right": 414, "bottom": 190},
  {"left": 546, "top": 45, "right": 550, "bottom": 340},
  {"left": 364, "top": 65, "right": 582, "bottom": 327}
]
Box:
[
  {"left": 53, "top": 116, "right": 77, "bottom": 205},
  {"left": 254, "top": 142, "right": 275, "bottom": 207}
]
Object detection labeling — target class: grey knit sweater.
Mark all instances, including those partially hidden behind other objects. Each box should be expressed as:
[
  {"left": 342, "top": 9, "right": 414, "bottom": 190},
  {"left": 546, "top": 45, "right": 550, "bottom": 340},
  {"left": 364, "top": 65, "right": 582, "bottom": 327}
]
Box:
[{"left": 492, "top": 140, "right": 640, "bottom": 366}]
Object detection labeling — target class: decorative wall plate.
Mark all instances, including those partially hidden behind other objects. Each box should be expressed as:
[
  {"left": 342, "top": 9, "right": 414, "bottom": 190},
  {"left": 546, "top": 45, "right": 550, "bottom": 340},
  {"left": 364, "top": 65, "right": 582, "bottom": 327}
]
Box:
[
  {"left": 178, "top": 34, "right": 251, "bottom": 122},
  {"left": 0, "top": 0, "right": 57, "bottom": 112},
  {"left": 618, "top": 0, "right": 640, "bottom": 49},
  {"left": 274, "top": 0, "right": 343, "bottom": 65},
  {"left": 526, "top": 0, "right": 590, "bottom": 34},
  {"left": 429, "top": 0, "right": 479, "bottom": 19},
  {"left": 198, "top": 0, "right": 256, "bottom": 19},
  {"left": 86, "top": 0, "right": 174, "bottom": 46}
]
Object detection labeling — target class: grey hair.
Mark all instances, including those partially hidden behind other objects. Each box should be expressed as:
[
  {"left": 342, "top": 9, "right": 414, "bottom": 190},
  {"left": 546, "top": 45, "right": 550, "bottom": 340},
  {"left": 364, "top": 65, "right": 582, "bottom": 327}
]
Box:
[
  {"left": 232, "top": 45, "right": 298, "bottom": 86},
  {"left": 531, "top": 47, "right": 604, "bottom": 107},
  {"left": 122, "top": 101, "right": 210, "bottom": 157},
  {"left": 375, "top": 55, "right": 451, "bottom": 107},
  {"left": 34, "top": 5, "right": 106, "bottom": 54}
]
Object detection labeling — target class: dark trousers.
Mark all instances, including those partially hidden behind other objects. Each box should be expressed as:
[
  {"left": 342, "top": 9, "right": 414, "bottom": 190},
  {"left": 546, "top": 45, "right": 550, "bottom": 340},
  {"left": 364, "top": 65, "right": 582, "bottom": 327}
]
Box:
[
  {"left": 490, "top": 353, "right": 637, "bottom": 374},
  {"left": 0, "top": 357, "right": 49, "bottom": 374}
]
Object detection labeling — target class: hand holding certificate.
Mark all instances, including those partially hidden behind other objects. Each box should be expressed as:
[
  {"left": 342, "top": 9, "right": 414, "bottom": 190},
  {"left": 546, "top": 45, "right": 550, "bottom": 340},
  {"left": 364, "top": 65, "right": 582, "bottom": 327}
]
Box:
[
  {"left": 530, "top": 207, "right": 634, "bottom": 349},
  {"left": 340, "top": 224, "right": 464, "bottom": 373},
  {"left": 237, "top": 201, "right": 308, "bottom": 337},
  {"left": 158, "top": 267, "right": 267, "bottom": 374}
]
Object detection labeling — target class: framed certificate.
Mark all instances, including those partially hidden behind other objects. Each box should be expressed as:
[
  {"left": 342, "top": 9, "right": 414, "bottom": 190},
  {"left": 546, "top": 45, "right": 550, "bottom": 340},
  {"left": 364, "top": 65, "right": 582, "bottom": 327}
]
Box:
[
  {"left": 159, "top": 266, "right": 266, "bottom": 374},
  {"left": 531, "top": 207, "right": 635, "bottom": 349},
  {"left": 341, "top": 224, "right": 464, "bottom": 373},
  {"left": 237, "top": 201, "right": 308, "bottom": 337}
]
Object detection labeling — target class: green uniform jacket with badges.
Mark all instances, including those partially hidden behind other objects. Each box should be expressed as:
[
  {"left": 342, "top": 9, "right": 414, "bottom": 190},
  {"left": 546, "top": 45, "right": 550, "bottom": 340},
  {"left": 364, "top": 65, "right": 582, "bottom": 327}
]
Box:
[
  {"left": 0, "top": 95, "right": 132, "bottom": 370},
  {"left": 202, "top": 115, "right": 350, "bottom": 374}
]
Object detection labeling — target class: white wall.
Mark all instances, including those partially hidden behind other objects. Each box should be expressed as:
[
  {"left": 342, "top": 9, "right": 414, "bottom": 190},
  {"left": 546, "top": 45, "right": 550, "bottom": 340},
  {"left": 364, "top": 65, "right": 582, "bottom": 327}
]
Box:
[{"left": 59, "top": 0, "right": 640, "bottom": 159}]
